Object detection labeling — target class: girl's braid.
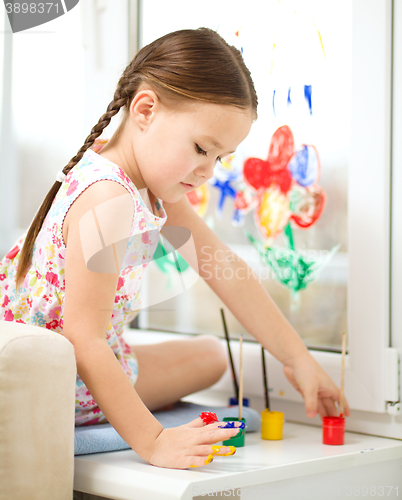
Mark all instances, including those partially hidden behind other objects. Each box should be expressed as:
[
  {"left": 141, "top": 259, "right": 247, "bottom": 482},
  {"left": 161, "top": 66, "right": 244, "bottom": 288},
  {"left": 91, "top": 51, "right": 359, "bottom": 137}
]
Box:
[{"left": 60, "top": 62, "right": 139, "bottom": 177}]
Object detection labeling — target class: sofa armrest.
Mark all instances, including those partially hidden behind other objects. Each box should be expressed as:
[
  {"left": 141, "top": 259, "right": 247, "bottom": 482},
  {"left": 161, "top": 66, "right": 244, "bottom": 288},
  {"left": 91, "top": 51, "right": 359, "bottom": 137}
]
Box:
[{"left": 0, "top": 320, "right": 76, "bottom": 500}]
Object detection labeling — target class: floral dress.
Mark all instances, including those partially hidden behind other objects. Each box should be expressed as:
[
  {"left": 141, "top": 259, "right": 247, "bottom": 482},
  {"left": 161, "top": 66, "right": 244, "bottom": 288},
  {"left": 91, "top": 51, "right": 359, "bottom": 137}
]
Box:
[{"left": 0, "top": 148, "right": 167, "bottom": 425}]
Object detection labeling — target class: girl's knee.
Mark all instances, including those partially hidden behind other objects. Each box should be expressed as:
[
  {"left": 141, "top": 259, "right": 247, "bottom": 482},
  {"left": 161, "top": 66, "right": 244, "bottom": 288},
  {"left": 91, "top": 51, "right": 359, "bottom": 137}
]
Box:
[{"left": 194, "top": 335, "right": 228, "bottom": 382}]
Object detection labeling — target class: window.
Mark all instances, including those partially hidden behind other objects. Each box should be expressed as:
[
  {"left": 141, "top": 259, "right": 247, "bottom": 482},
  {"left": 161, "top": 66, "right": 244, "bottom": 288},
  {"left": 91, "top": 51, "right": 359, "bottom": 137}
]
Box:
[{"left": 136, "top": 0, "right": 401, "bottom": 438}]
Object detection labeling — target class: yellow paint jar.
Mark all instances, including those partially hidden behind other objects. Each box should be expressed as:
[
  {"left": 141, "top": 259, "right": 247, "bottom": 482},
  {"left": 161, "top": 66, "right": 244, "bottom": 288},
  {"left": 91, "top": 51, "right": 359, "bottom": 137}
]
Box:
[{"left": 261, "top": 410, "right": 284, "bottom": 440}]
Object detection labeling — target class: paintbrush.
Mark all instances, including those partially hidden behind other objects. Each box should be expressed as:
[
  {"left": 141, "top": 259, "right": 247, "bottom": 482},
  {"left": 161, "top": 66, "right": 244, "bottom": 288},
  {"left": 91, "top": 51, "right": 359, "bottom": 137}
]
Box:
[
  {"left": 261, "top": 346, "right": 270, "bottom": 412},
  {"left": 220, "top": 308, "right": 239, "bottom": 401},
  {"left": 239, "top": 334, "right": 244, "bottom": 420}
]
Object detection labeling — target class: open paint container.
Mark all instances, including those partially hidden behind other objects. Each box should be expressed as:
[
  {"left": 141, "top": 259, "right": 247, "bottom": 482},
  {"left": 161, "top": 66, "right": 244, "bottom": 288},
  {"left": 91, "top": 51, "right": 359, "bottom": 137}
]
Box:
[
  {"left": 322, "top": 416, "right": 345, "bottom": 445},
  {"left": 261, "top": 410, "right": 284, "bottom": 440},
  {"left": 222, "top": 417, "right": 246, "bottom": 447}
]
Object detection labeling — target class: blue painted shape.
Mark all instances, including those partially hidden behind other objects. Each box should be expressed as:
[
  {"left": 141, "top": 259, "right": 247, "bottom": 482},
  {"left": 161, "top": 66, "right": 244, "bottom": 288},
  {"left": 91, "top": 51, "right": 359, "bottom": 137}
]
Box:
[
  {"left": 232, "top": 209, "right": 244, "bottom": 227},
  {"left": 287, "top": 87, "right": 292, "bottom": 106},
  {"left": 272, "top": 90, "right": 276, "bottom": 116},
  {"left": 288, "top": 145, "right": 319, "bottom": 187},
  {"left": 219, "top": 421, "right": 246, "bottom": 429},
  {"left": 211, "top": 178, "right": 237, "bottom": 217},
  {"left": 304, "top": 85, "right": 313, "bottom": 114}
]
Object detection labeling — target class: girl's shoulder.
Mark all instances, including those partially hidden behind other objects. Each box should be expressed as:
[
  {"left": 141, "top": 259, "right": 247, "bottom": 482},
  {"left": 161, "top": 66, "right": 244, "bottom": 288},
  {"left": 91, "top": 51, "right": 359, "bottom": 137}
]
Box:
[
  {"left": 62, "top": 166, "right": 135, "bottom": 249},
  {"left": 61, "top": 149, "right": 166, "bottom": 248},
  {"left": 63, "top": 140, "right": 165, "bottom": 220},
  {"left": 64, "top": 148, "right": 136, "bottom": 194},
  {"left": 57, "top": 148, "right": 141, "bottom": 219}
]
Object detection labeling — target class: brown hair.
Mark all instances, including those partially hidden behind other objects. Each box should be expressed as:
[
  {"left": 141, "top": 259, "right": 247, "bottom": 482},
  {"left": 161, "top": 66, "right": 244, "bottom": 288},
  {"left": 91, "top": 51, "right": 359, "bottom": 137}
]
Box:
[{"left": 15, "top": 27, "right": 258, "bottom": 289}]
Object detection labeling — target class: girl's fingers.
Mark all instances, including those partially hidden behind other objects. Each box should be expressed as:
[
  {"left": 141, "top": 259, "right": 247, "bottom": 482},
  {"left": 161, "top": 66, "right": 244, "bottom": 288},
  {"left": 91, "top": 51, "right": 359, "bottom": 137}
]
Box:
[
  {"left": 195, "top": 445, "right": 236, "bottom": 457},
  {"left": 189, "top": 445, "right": 236, "bottom": 468},
  {"left": 324, "top": 396, "right": 338, "bottom": 417},
  {"left": 185, "top": 418, "right": 243, "bottom": 429},
  {"left": 317, "top": 396, "right": 336, "bottom": 418},
  {"left": 343, "top": 396, "right": 351, "bottom": 417},
  {"left": 335, "top": 388, "right": 351, "bottom": 417},
  {"left": 211, "top": 445, "right": 236, "bottom": 456},
  {"left": 201, "top": 427, "right": 241, "bottom": 444},
  {"left": 186, "top": 417, "right": 206, "bottom": 428},
  {"left": 188, "top": 455, "right": 214, "bottom": 468},
  {"left": 203, "top": 420, "right": 243, "bottom": 430},
  {"left": 317, "top": 399, "right": 327, "bottom": 419},
  {"left": 303, "top": 379, "right": 319, "bottom": 418}
]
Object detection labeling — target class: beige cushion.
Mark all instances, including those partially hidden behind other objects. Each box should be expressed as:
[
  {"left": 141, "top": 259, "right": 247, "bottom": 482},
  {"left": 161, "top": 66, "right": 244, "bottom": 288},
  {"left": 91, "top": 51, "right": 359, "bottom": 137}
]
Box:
[{"left": 0, "top": 320, "right": 76, "bottom": 500}]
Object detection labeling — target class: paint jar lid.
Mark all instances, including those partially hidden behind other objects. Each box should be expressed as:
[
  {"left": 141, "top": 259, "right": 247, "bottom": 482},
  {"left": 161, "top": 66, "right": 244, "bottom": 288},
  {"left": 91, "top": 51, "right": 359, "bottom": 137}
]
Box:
[
  {"left": 229, "top": 397, "right": 250, "bottom": 407},
  {"left": 323, "top": 416, "right": 345, "bottom": 427}
]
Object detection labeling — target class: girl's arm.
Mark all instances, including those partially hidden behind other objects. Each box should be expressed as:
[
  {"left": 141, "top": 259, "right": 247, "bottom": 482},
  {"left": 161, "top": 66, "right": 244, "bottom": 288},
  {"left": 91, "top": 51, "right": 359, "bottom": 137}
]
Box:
[
  {"left": 162, "top": 196, "right": 350, "bottom": 419},
  {"left": 62, "top": 180, "right": 240, "bottom": 468}
]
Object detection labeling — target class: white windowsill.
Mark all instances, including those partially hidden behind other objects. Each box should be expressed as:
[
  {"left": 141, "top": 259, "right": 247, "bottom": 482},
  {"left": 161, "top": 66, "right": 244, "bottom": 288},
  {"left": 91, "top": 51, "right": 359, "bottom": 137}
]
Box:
[{"left": 74, "top": 415, "right": 402, "bottom": 500}]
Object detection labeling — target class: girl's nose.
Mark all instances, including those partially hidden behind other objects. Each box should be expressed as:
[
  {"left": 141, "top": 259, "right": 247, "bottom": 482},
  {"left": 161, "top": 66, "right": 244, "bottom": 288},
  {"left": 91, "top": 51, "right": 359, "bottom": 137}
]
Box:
[{"left": 195, "top": 158, "right": 217, "bottom": 181}]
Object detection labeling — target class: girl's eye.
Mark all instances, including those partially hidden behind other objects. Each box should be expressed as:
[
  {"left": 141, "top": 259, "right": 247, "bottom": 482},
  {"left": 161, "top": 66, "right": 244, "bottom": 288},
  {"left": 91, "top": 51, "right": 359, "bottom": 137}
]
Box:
[
  {"left": 195, "top": 144, "right": 207, "bottom": 156},
  {"left": 216, "top": 156, "right": 222, "bottom": 163}
]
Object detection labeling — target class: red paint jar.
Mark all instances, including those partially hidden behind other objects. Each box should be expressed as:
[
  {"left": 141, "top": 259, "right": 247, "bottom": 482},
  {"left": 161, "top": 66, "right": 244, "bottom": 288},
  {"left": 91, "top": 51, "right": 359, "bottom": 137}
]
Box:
[{"left": 322, "top": 416, "right": 345, "bottom": 445}]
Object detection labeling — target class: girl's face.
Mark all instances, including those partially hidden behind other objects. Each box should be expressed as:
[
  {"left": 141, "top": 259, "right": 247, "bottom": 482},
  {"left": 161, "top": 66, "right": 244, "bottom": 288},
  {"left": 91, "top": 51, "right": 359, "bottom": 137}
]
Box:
[{"left": 130, "top": 93, "right": 254, "bottom": 203}]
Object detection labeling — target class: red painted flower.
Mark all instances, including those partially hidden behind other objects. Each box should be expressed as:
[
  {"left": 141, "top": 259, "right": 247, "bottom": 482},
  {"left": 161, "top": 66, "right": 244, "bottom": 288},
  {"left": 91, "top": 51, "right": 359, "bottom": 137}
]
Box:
[
  {"left": 1, "top": 295, "right": 10, "bottom": 307},
  {"left": 5, "top": 246, "right": 19, "bottom": 259},
  {"left": 45, "top": 271, "right": 59, "bottom": 287},
  {"left": 0, "top": 274, "right": 6, "bottom": 281}
]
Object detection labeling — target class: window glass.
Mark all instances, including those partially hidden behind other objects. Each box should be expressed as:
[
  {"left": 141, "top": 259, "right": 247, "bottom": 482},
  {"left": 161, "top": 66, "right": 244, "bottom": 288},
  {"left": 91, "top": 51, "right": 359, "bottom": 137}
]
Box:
[{"left": 140, "top": 0, "right": 351, "bottom": 351}]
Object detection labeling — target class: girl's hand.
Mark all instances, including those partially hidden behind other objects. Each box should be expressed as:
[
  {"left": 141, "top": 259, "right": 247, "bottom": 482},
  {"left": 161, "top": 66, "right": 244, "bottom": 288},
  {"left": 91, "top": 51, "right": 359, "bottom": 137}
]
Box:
[
  {"left": 282, "top": 352, "right": 351, "bottom": 419},
  {"left": 148, "top": 418, "right": 241, "bottom": 469}
]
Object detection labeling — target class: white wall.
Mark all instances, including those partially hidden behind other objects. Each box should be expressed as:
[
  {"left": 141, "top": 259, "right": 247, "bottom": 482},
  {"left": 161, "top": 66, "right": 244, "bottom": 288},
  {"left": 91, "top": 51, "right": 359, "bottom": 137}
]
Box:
[{"left": 0, "top": 0, "right": 131, "bottom": 256}]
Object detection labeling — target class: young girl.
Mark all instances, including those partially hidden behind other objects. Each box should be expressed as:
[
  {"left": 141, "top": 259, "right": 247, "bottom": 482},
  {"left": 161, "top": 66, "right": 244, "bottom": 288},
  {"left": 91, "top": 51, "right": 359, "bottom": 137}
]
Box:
[{"left": 0, "top": 28, "right": 349, "bottom": 469}]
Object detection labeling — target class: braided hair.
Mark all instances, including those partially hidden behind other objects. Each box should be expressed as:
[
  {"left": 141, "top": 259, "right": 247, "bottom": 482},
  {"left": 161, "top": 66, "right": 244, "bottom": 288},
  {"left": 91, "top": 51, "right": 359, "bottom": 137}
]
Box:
[{"left": 15, "top": 27, "right": 258, "bottom": 289}]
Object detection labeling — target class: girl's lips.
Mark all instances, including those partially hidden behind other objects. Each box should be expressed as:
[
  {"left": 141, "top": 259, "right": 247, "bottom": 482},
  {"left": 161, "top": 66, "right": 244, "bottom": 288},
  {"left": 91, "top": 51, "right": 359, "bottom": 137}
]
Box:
[{"left": 180, "top": 182, "right": 194, "bottom": 189}]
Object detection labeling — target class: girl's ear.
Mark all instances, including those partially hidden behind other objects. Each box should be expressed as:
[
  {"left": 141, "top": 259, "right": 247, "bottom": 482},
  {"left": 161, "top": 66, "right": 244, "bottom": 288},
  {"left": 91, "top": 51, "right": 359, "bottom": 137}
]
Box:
[{"left": 130, "top": 90, "right": 159, "bottom": 130}]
